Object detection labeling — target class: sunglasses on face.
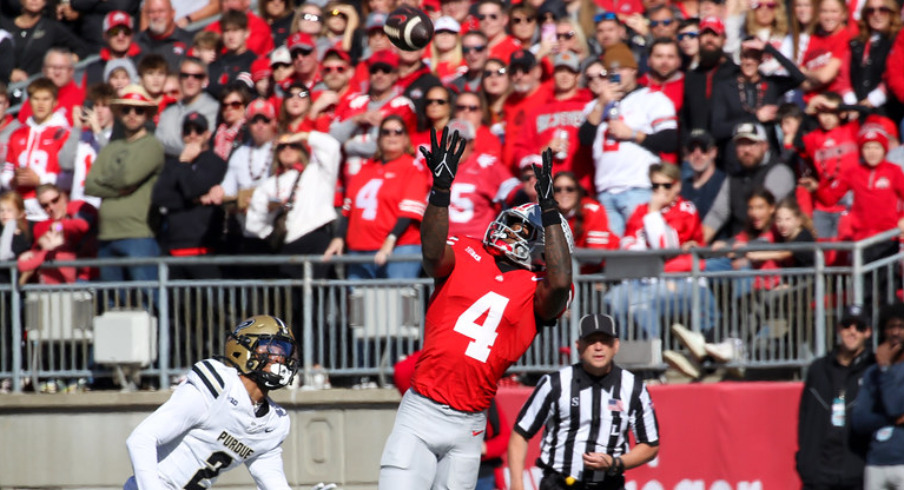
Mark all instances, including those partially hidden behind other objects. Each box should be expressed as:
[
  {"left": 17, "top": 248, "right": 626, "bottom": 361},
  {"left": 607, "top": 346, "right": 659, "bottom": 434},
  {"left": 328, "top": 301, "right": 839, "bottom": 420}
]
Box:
[
  {"left": 180, "top": 72, "right": 205, "bottom": 80},
  {"left": 380, "top": 127, "right": 405, "bottom": 136},
  {"left": 222, "top": 100, "right": 244, "bottom": 110},
  {"left": 557, "top": 31, "right": 576, "bottom": 40},
  {"left": 554, "top": 185, "right": 577, "bottom": 193},
  {"left": 39, "top": 194, "right": 61, "bottom": 209},
  {"left": 541, "top": 13, "right": 556, "bottom": 22},
  {"left": 121, "top": 106, "right": 149, "bottom": 116},
  {"left": 688, "top": 144, "right": 710, "bottom": 153},
  {"left": 456, "top": 104, "right": 480, "bottom": 112},
  {"left": 322, "top": 65, "right": 347, "bottom": 74},
  {"left": 462, "top": 45, "right": 487, "bottom": 54},
  {"left": 108, "top": 26, "right": 132, "bottom": 37},
  {"left": 369, "top": 65, "right": 394, "bottom": 75},
  {"left": 425, "top": 98, "right": 448, "bottom": 106},
  {"left": 277, "top": 143, "right": 303, "bottom": 151},
  {"left": 301, "top": 13, "right": 322, "bottom": 22},
  {"left": 292, "top": 48, "right": 314, "bottom": 58},
  {"left": 288, "top": 90, "right": 310, "bottom": 99},
  {"left": 183, "top": 126, "right": 206, "bottom": 137},
  {"left": 512, "top": 16, "right": 535, "bottom": 24},
  {"left": 865, "top": 6, "right": 893, "bottom": 14},
  {"left": 840, "top": 322, "right": 869, "bottom": 332},
  {"left": 651, "top": 182, "right": 674, "bottom": 190},
  {"left": 650, "top": 19, "right": 675, "bottom": 27},
  {"left": 483, "top": 67, "right": 507, "bottom": 77},
  {"left": 476, "top": 12, "right": 500, "bottom": 21},
  {"left": 272, "top": 62, "right": 292, "bottom": 70},
  {"left": 677, "top": 31, "right": 699, "bottom": 41},
  {"left": 250, "top": 116, "right": 272, "bottom": 124}
]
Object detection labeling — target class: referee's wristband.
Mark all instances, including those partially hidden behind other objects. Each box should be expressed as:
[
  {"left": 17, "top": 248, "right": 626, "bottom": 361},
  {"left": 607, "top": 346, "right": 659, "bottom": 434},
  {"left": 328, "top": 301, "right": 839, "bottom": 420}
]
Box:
[{"left": 428, "top": 188, "right": 450, "bottom": 207}]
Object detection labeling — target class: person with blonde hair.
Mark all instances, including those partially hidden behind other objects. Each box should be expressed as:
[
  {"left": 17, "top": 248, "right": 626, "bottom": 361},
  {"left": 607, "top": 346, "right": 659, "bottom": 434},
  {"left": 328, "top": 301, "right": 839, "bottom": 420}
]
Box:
[
  {"left": 851, "top": 0, "right": 901, "bottom": 112},
  {"left": 430, "top": 16, "right": 465, "bottom": 85},
  {"left": 743, "top": 0, "right": 790, "bottom": 74}
]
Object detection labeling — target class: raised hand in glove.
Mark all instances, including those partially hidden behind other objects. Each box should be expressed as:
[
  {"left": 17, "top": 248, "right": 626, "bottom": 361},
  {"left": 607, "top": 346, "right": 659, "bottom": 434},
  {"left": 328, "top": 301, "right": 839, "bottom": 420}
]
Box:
[
  {"left": 534, "top": 148, "right": 561, "bottom": 226},
  {"left": 420, "top": 127, "right": 466, "bottom": 199}
]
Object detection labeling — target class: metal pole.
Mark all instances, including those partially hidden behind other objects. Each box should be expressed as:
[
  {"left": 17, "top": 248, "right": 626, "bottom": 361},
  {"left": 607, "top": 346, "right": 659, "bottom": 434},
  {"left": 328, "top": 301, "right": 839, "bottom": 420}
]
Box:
[
  {"left": 814, "top": 248, "right": 826, "bottom": 360},
  {"left": 691, "top": 249, "right": 701, "bottom": 333},
  {"left": 303, "top": 260, "right": 314, "bottom": 377},
  {"left": 158, "top": 262, "right": 170, "bottom": 390},
  {"left": 11, "top": 267, "right": 21, "bottom": 392}
]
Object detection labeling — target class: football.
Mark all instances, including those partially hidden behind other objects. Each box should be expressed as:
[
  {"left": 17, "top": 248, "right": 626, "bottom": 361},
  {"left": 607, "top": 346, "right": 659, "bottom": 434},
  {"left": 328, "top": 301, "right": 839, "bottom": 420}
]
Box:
[{"left": 383, "top": 5, "right": 434, "bottom": 51}]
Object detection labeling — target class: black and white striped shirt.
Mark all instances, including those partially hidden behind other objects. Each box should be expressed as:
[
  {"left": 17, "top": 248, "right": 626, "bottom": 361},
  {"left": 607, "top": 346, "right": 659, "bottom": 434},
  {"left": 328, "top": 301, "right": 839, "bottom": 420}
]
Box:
[{"left": 513, "top": 364, "right": 660, "bottom": 482}]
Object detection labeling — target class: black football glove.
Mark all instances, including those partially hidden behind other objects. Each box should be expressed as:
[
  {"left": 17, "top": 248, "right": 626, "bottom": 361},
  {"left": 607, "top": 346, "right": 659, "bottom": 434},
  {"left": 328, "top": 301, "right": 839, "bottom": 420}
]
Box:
[
  {"left": 534, "top": 148, "right": 557, "bottom": 211},
  {"left": 420, "top": 127, "right": 466, "bottom": 191}
]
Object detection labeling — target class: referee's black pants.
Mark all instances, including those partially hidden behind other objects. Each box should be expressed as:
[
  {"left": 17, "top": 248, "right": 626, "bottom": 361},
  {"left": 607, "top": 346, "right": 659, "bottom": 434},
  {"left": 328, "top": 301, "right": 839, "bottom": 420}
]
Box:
[{"left": 540, "top": 471, "right": 625, "bottom": 490}]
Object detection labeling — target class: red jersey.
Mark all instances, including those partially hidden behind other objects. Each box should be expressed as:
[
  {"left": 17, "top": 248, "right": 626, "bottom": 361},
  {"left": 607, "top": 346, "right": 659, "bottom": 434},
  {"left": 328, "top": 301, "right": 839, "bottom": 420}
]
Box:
[
  {"left": 3, "top": 113, "right": 70, "bottom": 202},
  {"left": 446, "top": 152, "right": 518, "bottom": 239},
  {"left": 487, "top": 36, "right": 522, "bottom": 64},
  {"left": 638, "top": 72, "right": 685, "bottom": 114},
  {"left": 594, "top": 0, "right": 644, "bottom": 15},
  {"left": 566, "top": 197, "right": 618, "bottom": 250},
  {"left": 801, "top": 28, "right": 852, "bottom": 102},
  {"left": 342, "top": 154, "right": 429, "bottom": 250},
  {"left": 502, "top": 84, "right": 554, "bottom": 171},
  {"left": 800, "top": 122, "right": 859, "bottom": 213},
  {"left": 515, "top": 91, "right": 595, "bottom": 190},
  {"left": 206, "top": 12, "right": 274, "bottom": 57},
  {"left": 886, "top": 30, "right": 904, "bottom": 102},
  {"left": 816, "top": 160, "right": 904, "bottom": 240},
  {"left": 411, "top": 236, "right": 542, "bottom": 412},
  {"left": 623, "top": 197, "right": 703, "bottom": 273}
]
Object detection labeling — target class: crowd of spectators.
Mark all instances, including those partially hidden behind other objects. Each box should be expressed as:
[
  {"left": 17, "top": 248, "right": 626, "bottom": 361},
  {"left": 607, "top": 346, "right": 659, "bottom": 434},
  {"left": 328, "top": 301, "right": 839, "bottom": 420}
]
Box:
[{"left": 2, "top": 0, "right": 904, "bottom": 351}]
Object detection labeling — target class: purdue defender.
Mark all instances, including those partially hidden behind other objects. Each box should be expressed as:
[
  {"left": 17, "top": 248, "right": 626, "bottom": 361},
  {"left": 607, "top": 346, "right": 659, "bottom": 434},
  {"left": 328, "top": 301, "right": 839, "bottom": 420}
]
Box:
[{"left": 124, "top": 315, "right": 299, "bottom": 490}]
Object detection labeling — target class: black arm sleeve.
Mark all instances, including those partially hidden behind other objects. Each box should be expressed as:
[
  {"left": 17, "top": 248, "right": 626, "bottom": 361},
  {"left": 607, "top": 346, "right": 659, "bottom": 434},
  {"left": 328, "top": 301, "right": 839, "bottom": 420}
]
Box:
[
  {"left": 390, "top": 218, "right": 413, "bottom": 238},
  {"left": 764, "top": 43, "right": 808, "bottom": 91},
  {"left": 579, "top": 120, "right": 599, "bottom": 146},
  {"left": 334, "top": 215, "right": 348, "bottom": 240},
  {"left": 639, "top": 128, "right": 678, "bottom": 154}
]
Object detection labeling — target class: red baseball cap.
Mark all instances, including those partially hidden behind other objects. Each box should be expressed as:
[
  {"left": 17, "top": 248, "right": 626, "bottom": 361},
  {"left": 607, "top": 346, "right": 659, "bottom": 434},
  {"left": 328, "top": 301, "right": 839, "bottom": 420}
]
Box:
[
  {"left": 323, "top": 47, "right": 351, "bottom": 63},
  {"left": 699, "top": 16, "right": 725, "bottom": 36},
  {"left": 422, "top": 0, "right": 441, "bottom": 12},
  {"left": 246, "top": 99, "right": 276, "bottom": 120},
  {"left": 287, "top": 32, "right": 316, "bottom": 52},
  {"left": 103, "top": 11, "right": 133, "bottom": 33},
  {"left": 369, "top": 49, "right": 400, "bottom": 70},
  {"left": 250, "top": 57, "right": 272, "bottom": 82}
]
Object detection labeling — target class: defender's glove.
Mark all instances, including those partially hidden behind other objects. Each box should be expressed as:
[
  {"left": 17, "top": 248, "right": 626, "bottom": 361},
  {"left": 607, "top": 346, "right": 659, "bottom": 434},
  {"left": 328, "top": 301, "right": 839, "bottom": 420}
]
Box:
[
  {"left": 533, "top": 148, "right": 560, "bottom": 227},
  {"left": 420, "top": 127, "right": 466, "bottom": 206}
]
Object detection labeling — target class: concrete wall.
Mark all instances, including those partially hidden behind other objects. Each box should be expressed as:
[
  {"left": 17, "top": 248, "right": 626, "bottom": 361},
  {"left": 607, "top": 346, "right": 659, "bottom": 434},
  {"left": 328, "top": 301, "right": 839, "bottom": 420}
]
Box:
[{"left": 0, "top": 389, "right": 402, "bottom": 490}]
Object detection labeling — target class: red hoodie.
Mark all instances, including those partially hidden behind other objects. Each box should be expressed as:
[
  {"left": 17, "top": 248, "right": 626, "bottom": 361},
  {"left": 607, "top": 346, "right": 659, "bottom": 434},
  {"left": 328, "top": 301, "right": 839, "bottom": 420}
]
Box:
[{"left": 817, "top": 160, "right": 904, "bottom": 240}]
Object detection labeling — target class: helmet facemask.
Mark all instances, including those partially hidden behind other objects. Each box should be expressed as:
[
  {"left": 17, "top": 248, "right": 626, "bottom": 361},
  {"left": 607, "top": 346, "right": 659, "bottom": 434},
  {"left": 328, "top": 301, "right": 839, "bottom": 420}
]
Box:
[
  {"left": 225, "top": 316, "right": 300, "bottom": 390},
  {"left": 484, "top": 205, "right": 545, "bottom": 270}
]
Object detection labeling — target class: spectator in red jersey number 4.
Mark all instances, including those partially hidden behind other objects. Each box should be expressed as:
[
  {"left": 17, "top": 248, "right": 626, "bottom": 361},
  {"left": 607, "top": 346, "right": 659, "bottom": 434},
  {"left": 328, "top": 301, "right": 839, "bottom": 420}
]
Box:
[
  {"left": 378, "top": 133, "right": 573, "bottom": 489},
  {"left": 323, "top": 115, "right": 429, "bottom": 280},
  {"left": 579, "top": 43, "right": 679, "bottom": 237}
]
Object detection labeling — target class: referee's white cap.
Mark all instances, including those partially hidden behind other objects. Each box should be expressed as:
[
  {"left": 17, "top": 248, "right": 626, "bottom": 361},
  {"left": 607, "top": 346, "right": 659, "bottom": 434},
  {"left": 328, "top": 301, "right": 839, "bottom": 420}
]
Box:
[{"left": 579, "top": 314, "right": 618, "bottom": 339}]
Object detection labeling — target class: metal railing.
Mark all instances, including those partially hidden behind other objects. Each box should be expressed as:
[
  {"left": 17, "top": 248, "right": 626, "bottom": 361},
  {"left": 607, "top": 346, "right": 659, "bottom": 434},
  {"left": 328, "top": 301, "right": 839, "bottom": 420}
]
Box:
[{"left": 0, "top": 229, "right": 901, "bottom": 393}]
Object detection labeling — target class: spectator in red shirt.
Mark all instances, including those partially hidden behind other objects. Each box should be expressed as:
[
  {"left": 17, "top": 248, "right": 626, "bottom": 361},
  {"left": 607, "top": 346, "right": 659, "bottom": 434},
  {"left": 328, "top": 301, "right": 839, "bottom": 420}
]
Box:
[
  {"left": 502, "top": 49, "right": 552, "bottom": 172},
  {"left": 800, "top": 0, "right": 854, "bottom": 103},
  {"left": 309, "top": 48, "right": 355, "bottom": 130},
  {"left": 412, "top": 86, "right": 453, "bottom": 150},
  {"left": 476, "top": 0, "right": 522, "bottom": 62},
  {"left": 480, "top": 58, "right": 509, "bottom": 126},
  {"left": 205, "top": 0, "right": 274, "bottom": 57},
  {"left": 453, "top": 91, "right": 504, "bottom": 158},
  {"left": 323, "top": 115, "right": 429, "bottom": 279},
  {"left": 17, "top": 48, "right": 86, "bottom": 127},
  {"left": 17, "top": 184, "right": 97, "bottom": 284},
  {"left": 431, "top": 16, "right": 466, "bottom": 86},
  {"left": 554, "top": 171, "right": 618, "bottom": 274},
  {"left": 639, "top": 38, "right": 685, "bottom": 115}
]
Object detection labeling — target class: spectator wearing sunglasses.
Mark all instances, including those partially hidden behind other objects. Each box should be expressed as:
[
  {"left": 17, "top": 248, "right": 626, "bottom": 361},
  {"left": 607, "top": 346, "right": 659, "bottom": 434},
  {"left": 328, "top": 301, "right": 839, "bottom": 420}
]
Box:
[
  {"left": 502, "top": 49, "right": 552, "bottom": 172},
  {"left": 207, "top": 10, "right": 258, "bottom": 99},
  {"left": 204, "top": 0, "right": 275, "bottom": 57},
  {"left": 553, "top": 171, "right": 618, "bottom": 274},
  {"left": 516, "top": 52, "right": 594, "bottom": 191},
  {"left": 676, "top": 18, "right": 701, "bottom": 69},
  {"left": 84, "top": 12, "right": 143, "bottom": 88},
  {"left": 797, "top": 304, "right": 874, "bottom": 490},
  {"left": 450, "top": 31, "right": 492, "bottom": 93},
  {"left": 850, "top": 0, "right": 900, "bottom": 115},
  {"left": 453, "top": 90, "right": 504, "bottom": 158},
  {"left": 286, "top": 32, "right": 322, "bottom": 91},
  {"left": 211, "top": 82, "right": 252, "bottom": 161},
  {"left": 647, "top": 5, "right": 682, "bottom": 41},
  {"left": 309, "top": 48, "right": 355, "bottom": 130},
  {"left": 156, "top": 57, "right": 220, "bottom": 158},
  {"left": 330, "top": 50, "right": 416, "bottom": 187},
  {"left": 85, "top": 84, "right": 164, "bottom": 287},
  {"left": 508, "top": 3, "right": 539, "bottom": 49},
  {"left": 476, "top": 0, "right": 523, "bottom": 64}
]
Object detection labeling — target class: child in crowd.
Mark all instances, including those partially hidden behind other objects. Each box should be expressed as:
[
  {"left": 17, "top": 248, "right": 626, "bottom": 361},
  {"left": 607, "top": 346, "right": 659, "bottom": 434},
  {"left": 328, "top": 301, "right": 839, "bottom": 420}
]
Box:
[
  {"left": 0, "top": 191, "right": 31, "bottom": 266},
  {"left": 797, "top": 92, "right": 859, "bottom": 238},
  {"left": 190, "top": 30, "right": 221, "bottom": 66},
  {"left": 746, "top": 196, "right": 816, "bottom": 268},
  {"left": 137, "top": 54, "right": 173, "bottom": 118}
]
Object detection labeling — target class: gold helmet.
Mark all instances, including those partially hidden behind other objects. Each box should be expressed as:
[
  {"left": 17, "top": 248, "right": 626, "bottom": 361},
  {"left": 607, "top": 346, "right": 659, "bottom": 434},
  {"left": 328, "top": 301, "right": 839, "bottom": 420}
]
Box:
[{"left": 224, "top": 315, "right": 299, "bottom": 390}]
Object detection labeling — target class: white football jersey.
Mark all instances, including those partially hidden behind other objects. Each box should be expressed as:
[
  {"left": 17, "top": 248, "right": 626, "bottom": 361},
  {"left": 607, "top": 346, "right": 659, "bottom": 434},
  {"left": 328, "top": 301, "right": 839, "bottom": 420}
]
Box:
[{"left": 124, "top": 359, "right": 292, "bottom": 490}]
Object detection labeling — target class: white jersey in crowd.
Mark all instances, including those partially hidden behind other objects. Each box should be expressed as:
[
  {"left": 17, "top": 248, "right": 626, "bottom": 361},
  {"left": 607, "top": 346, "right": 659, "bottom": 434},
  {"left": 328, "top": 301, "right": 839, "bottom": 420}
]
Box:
[
  {"left": 584, "top": 88, "right": 677, "bottom": 195},
  {"left": 124, "top": 358, "right": 291, "bottom": 490}
]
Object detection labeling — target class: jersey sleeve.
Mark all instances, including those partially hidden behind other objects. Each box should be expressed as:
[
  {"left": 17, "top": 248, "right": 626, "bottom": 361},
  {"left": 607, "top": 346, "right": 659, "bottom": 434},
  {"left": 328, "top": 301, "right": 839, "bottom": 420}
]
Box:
[
  {"left": 397, "top": 162, "right": 429, "bottom": 221},
  {"left": 629, "top": 380, "right": 660, "bottom": 446},
  {"left": 513, "top": 374, "right": 557, "bottom": 439},
  {"left": 125, "top": 382, "right": 211, "bottom": 490},
  {"left": 246, "top": 444, "right": 291, "bottom": 490},
  {"left": 647, "top": 92, "right": 678, "bottom": 132}
]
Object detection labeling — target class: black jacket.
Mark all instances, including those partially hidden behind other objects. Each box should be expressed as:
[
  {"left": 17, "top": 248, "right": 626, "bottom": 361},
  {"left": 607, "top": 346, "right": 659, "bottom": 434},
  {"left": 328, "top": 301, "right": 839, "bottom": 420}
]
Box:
[
  {"left": 134, "top": 27, "right": 194, "bottom": 73},
  {"left": 796, "top": 348, "right": 874, "bottom": 486},
  {"left": 151, "top": 150, "right": 228, "bottom": 251},
  {"left": 682, "top": 55, "right": 738, "bottom": 139},
  {"left": 0, "top": 16, "right": 90, "bottom": 76},
  {"left": 67, "top": 0, "right": 141, "bottom": 52}
]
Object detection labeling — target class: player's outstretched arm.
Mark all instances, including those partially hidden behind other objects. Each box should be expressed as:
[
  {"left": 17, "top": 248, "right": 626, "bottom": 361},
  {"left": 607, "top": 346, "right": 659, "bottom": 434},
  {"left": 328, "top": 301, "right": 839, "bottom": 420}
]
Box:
[
  {"left": 419, "top": 127, "right": 466, "bottom": 278},
  {"left": 533, "top": 148, "right": 573, "bottom": 320}
]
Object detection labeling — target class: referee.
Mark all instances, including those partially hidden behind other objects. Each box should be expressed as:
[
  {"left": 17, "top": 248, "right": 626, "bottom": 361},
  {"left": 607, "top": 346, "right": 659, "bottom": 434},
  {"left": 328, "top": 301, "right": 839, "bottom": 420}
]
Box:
[{"left": 508, "top": 314, "right": 660, "bottom": 490}]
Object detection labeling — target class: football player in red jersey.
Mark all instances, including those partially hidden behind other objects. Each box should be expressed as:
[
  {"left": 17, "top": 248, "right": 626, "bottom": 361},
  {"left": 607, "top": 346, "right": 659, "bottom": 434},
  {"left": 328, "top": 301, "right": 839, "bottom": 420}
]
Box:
[{"left": 378, "top": 130, "right": 573, "bottom": 490}]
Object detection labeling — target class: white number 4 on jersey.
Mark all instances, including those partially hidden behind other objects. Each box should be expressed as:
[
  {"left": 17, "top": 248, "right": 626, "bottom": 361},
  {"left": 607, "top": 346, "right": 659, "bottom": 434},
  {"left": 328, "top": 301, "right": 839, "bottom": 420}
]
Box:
[{"left": 453, "top": 292, "right": 509, "bottom": 362}]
